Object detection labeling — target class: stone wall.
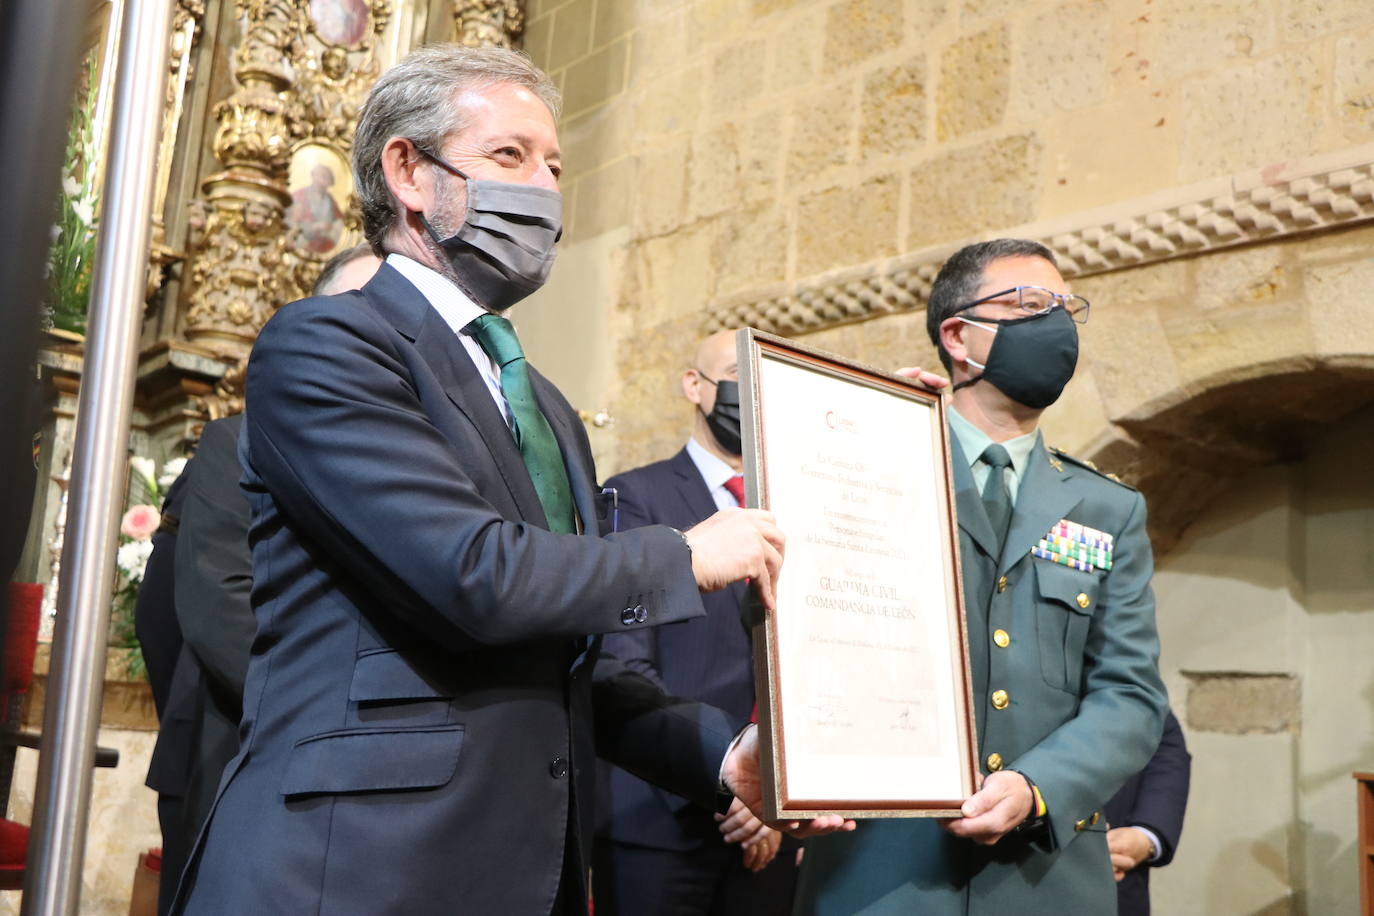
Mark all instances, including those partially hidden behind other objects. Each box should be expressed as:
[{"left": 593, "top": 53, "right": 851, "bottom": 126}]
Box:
[
  {"left": 1149, "top": 406, "right": 1374, "bottom": 914},
  {"left": 519, "top": 1, "right": 1374, "bottom": 913},
  {"left": 519, "top": 0, "right": 1374, "bottom": 481}
]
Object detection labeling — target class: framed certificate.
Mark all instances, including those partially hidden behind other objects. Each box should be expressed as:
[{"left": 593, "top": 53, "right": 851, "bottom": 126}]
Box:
[{"left": 737, "top": 329, "right": 977, "bottom": 820}]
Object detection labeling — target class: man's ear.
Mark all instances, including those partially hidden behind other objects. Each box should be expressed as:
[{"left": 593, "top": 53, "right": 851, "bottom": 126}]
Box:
[
  {"left": 381, "top": 137, "right": 430, "bottom": 216},
  {"left": 939, "top": 317, "right": 969, "bottom": 367},
  {"left": 682, "top": 368, "right": 704, "bottom": 407}
]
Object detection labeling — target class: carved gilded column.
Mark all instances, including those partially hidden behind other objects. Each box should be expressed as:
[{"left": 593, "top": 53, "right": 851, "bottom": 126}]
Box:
[
  {"left": 146, "top": 0, "right": 207, "bottom": 303},
  {"left": 453, "top": 0, "right": 524, "bottom": 49},
  {"left": 182, "top": 1, "right": 390, "bottom": 358},
  {"left": 183, "top": 1, "right": 298, "bottom": 355}
]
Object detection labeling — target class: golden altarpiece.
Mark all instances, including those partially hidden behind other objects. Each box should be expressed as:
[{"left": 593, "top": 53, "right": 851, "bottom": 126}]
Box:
[{"left": 17, "top": 0, "right": 527, "bottom": 709}]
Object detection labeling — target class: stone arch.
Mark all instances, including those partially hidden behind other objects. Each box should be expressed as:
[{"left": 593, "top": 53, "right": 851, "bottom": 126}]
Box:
[
  {"left": 1086, "top": 356, "right": 1374, "bottom": 553},
  {"left": 1060, "top": 223, "right": 1374, "bottom": 552}
]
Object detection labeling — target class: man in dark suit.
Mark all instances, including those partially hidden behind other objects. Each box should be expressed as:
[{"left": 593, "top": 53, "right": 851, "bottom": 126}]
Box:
[
  {"left": 142, "top": 245, "right": 381, "bottom": 915},
  {"left": 796, "top": 239, "right": 1168, "bottom": 914},
  {"left": 133, "top": 473, "right": 189, "bottom": 721},
  {"left": 174, "top": 46, "right": 842, "bottom": 916},
  {"left": 594, "top": 329, "right": 798, "bottom": 915},
  {"left": 135, "top": 465, "right": 195, "bottom": 916},
  {"left": 1105, "top": 709, "right": 1191, "bottom": 916}
]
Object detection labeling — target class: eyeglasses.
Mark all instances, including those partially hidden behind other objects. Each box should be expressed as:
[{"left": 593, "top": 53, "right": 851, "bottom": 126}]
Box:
[
  {"left": 693, "top": 368, "right": 736, "bottom": 385},
  {"left": 954, "top": 286, "right": 1091, "bottom": 324}
]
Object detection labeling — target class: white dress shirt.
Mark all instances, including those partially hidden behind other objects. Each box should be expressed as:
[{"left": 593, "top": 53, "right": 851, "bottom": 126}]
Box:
[
  {"left": 685, "top": 437, "right": 742, "bottom": 509},
  {"left": 385, "top": 253, "right": 511, "bottom": 428}
]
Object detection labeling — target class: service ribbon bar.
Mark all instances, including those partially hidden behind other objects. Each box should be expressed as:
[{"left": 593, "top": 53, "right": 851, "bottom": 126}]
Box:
[{"left": 1031, "top": 519, "right": 1114, "bottom": 571}]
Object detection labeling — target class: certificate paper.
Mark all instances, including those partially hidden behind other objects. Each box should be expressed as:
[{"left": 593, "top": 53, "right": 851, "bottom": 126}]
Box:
[{"left": 738, "top": 331, "right": 976, "bottom": 819}]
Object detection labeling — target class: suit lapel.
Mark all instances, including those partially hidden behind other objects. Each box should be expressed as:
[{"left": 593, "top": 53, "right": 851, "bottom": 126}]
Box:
[
  {"left": 669, "top": 448, "right": 720, "bottom": 523},
  {"left": 950, "top": 435, "right": 1000, "bottom": 563},
  {"left": 364, "top": 266, "right": 549, "bottom": 528},
  {"left": 528, "top": 371, "right": 601, "bottom": 657},
  {"left": 1000, "top": 436, "right": 1082, "bottom": 574},
  {"left": 670, "top": 448, "right": 749, "bottom": 611}
]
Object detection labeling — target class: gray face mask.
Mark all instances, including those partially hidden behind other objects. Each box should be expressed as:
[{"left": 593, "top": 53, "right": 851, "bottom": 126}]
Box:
[{"left": 417, "top": 148, "right": 563, "bottom": 312}]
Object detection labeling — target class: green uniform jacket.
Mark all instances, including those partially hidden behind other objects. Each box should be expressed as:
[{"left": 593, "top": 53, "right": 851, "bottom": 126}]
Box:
[{"left": 794, "top": 433, "right": 1168, "bottom": 916}]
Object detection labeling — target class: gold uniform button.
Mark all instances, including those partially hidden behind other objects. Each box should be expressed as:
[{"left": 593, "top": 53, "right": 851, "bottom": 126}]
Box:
[
  {"left": 1074, "top": 818, "right": 1088, "bottom": 832},
  {"left": 993, "top": 628, "right": 1010, "bottom": 648},
  {"left": 991, "top": 689, "right": 1009, "bottom": 710},
  {"left": 1090, "top": 811, "right": 1101, "bottom": 826},
  {"left": 986, "top": 752, "right": 1003, "bottom": 771},
  {"left": 1076, "top": 592, "right": 1091, "bottom": 609},
  {"left": 997, "top": 575, "right": 1008, "bottom": 593}
]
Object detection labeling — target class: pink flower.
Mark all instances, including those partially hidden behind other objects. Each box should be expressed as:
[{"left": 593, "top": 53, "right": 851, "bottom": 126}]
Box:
[{"left": 120, "top": 505, "right": 160, "bottom": 540}]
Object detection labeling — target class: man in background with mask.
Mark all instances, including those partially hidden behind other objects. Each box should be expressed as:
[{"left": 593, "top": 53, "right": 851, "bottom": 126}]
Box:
[
  {"left": 173, "top": 46, "right": 850, "bottom": 916},
  {"left": 795, "top": 238, "right": 1168, "bottom": 915},
  {"left": 594, "top": 329, "right": 800, "bottom": 916}
]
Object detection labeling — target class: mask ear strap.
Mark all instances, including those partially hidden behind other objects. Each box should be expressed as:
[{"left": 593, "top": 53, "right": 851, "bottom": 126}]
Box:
[
  {"left": 416, "top": 211, "right": 446, "bottom": 245},
  {"left": 416, "top": 144, "right": 472, "bottom": 181},
  {"left": 949, "top": 317, "right": 991, "bottom": 391}
]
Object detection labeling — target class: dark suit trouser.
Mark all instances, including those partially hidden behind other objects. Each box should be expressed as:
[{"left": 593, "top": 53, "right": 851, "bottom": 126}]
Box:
[
  {"left": 592, "top": 837, "right": 799, "bottom": 916},
  {"left": 155, "top": 794, "right": 189, "bottom": 916},
  {"left": 1117, "top": 867, "right": 1150, "bottom": 916}
]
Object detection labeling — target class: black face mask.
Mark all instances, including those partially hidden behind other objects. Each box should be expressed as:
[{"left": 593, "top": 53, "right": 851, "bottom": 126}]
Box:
[
  {"left": 698, "top": 375, "right": 741, "bottom": 455},
  {"left": 953, "top": 307, "right": 1079, "bottom": 409}
]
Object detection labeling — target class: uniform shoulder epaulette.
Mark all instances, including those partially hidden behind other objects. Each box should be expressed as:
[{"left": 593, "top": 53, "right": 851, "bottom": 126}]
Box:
[{"left": 1048, "top": 446, "right": 1136, "bottom": 489}]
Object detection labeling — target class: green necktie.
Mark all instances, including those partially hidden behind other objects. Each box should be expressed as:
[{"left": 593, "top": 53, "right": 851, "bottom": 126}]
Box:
[
  {"left": 469, "top": 314, "right": 577, "bottom": 534},
  {"left": 980, "top": 443, "right": 1013, "bottom": 555}
]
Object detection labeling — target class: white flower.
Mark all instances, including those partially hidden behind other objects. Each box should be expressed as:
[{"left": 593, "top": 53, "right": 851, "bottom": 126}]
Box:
[
  {"left": 129, "top": 456, "right": 156, "bottom": 488},
  {"left": 62, "top": 175, "right": 80, "bottom": 198},
  {"left": 71, "top": 198, "right": 94, "bottom": 226},
  {"left": 157, "top": 457, "right": 188, "bottom": 489},
  {"left": 50, "top": 223, "right": 62, "bottom": 245},
  {"left": 116, "top": 539, "right": 154, "bottom": 580}
]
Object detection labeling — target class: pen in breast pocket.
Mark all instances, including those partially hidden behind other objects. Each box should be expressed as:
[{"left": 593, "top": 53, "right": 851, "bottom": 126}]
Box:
[{"left": 600, "top": 486, "right": 619, "bottom": 533}]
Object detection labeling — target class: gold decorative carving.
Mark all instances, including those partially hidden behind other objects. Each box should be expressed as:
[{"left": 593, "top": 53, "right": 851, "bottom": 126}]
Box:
[
  {"left": 707, "top": 144, "right": 1374, "bottom": 336},
  {"left": 196, "top": 355, "right": 249, "bottom": 421},
  {"left": 288, "top": 1, "right": 391, "bottom": 146},
  {"left": 453, "top": 0, "right": 524, "bottom": 49},
  {"left": 182, "top": 0, "right": 390, "bottom": 357}
]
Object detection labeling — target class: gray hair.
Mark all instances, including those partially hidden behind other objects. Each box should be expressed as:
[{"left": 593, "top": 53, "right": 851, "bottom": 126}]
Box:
[
  {"left": 351, "top": 44, "right": 561, "bottom": 252},
  {"left": 925, "top": 238, "right": 1058, "bottom": 370}
]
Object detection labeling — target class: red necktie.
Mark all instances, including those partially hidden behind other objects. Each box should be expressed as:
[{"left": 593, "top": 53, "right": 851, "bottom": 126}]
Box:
[{"left": 723, "top": 474, "right": 745, "bottom": 507}]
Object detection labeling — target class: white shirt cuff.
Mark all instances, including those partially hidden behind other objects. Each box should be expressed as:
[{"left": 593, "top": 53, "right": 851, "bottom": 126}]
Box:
[
  {"left": 1131, "top": 825, "right": 1164, "bottom": 862},
  {"left": 717, "top": 725, "right": 751, "bottom": 793}
]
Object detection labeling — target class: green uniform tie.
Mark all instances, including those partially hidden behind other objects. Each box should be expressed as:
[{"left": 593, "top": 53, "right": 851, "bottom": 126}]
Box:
[
  {"left": 469, "top": 314, "right": 577, "bottom": 534},
  {"left": 980, "top": 443, "right": 1013, "bottom": 555}
]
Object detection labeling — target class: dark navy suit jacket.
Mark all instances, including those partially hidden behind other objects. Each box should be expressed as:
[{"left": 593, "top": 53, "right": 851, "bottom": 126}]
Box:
[
  {"left": 144, "top": 414, "right": 256, "bottom": 916},
  {"left": 135, "top": 471, "right": 190, "bottom": 728},
  {"left": 597, "top": 447, "right": 754, "bottom": 851},
  {"left": 1104, "top": 709, "right": 1191, "bottom": 916},
  {"left": 173, "top": 264, "right": 737, "bottom": 915}
]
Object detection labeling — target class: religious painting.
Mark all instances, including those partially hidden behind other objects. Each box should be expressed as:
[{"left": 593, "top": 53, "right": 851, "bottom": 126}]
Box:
[
  {"left": 285, "top": 143, "right": 353, "bottom": 257},
  {"left": 310, "top": 0, "right": 370, "bottom": 47}
]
